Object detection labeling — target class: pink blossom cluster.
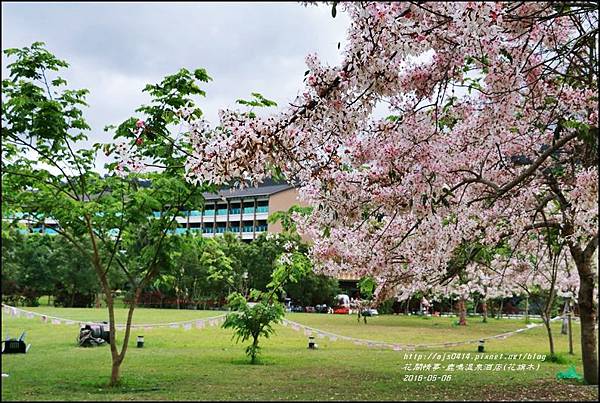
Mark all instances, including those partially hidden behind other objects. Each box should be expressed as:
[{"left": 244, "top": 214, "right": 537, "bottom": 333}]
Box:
[
  {"left": 182, "top": 2, "right": 597, "bottom": 302},
  {"left": 114, "top": 141, "right": 144, "bottom": 177}
]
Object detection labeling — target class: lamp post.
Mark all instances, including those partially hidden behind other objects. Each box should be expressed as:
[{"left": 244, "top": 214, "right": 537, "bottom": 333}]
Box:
[
  {"left": 308, "top": 335, "right": 317, "bottom": 349},
  {"left": 478, "top": 339, "right": 485, "bottom": 353},
  {"left": 137, "top": 335, "right": 144, "bottom": 348}
]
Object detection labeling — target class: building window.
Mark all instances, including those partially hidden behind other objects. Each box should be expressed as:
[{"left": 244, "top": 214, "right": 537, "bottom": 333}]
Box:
[
  {"left": 243, "top": 201, "right": 255, "bottom": 214},
  {"left": 256, "top": 200, "right": 269, "bottom": 213},
  {"left": 203, "top": 204, "right": 216, "bottom": 216},
  {"left": 242, "top": 221, "right": 254, "bottom": 232},
  {"left": 216, "top": 204, "right": 227, "bottom": 216},
  {"left": 216, "top": 223, "right": 227, "bottom": 233},
  {"left": 255, "top": 220, "right": 268, "bottom": 232},
  {"left": 229, "top": 202, "right": 241, "bottom": 215}
]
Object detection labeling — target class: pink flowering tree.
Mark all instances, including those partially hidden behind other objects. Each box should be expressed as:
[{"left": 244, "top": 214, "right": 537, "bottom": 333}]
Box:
[
  {"left": 147, "top": 2, "right": 598, "bottom": 383},
  {"left": 488, "top": 232, "right": 581, "bottom": 356}
]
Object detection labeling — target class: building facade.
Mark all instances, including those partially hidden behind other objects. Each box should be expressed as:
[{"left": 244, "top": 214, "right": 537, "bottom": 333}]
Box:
[
  {"left": 170, "top": 180, "right": 303, "bottom": 241},
  {"left": 7, "top": 179, "right": 362, "bottom": 284},
  {"left": 11, "top": 179, "right": 305, "bottom": 242}
]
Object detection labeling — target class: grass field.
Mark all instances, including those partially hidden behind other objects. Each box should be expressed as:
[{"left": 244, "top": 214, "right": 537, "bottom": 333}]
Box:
[{"left": 1, "top": 307, "right": 597, "bottom": 401}]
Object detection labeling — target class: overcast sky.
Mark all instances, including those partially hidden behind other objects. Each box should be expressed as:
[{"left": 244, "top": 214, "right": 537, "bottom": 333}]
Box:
[{"left": 2, "top": 2, "right": 350, "bottom": 170}]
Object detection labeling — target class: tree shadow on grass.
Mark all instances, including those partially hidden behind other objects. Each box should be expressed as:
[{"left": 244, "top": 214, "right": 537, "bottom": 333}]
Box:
[
  {"left": 227, "top": 357, "right": 277, "bottom": 366},
  {"left": 73, "top": 378, "right": 165, "bottom": 394}
]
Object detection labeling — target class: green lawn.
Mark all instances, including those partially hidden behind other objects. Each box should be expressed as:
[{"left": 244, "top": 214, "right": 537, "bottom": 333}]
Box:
[{"left": 1, "top": 308, "right": 597, "bottom": 401}]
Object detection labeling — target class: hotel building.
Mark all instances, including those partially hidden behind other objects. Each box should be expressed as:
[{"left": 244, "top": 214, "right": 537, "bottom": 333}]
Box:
[{"left": 11, "top": 179, "right": 302, "bottom": 242}]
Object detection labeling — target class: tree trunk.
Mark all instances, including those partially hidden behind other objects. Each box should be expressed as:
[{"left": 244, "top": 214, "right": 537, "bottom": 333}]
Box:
[
  {"left": 458, "top": 298, "right": 467, "bottom": 326},
  {"left": 543, "top": 315, "right": 555, "bottom": 357},
  {"left": 524, "top": 296, "right": 529, "bottom": 323},
  {"left": 576, "top": 260, "right": 598, "bottom": 384},
  {"left": 489, "top": 299, "right": 496, "bottom": 318},
  {"left": 543, "top": 272, "right": 558, "bottom": 359},
  {"left": 561, "top": 303, "right": 568, "bottom": 335},
  {"left": 110, "top": 360, "right": 121, "bottom": 387},
  {"left": 497, "top": 299, "right": 503, "bottom": 319},
  {"left": 250, "top": 335, "right": 259, "bottom": 364},
  {"left": 104, "top": 287, "right": 121, "bottom": 387},
  {"left": 567, "top": 237, "right": 598, "bottom": 385},
  {"left": 567, "top": 300, "right": 574, "bottom": 355},
  {"left": 482, "top": 299, "right": 488, "bottom": 323}
]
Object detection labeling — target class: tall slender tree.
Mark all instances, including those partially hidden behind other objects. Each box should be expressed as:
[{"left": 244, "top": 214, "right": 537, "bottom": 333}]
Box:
[{"left": 1, "top": 42, "right": 213, "bottom": 386}]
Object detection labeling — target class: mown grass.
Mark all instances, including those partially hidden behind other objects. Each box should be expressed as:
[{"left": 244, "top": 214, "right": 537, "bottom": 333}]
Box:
[{"left": 1, "top": 308, "right": 596, "bottom": 401}]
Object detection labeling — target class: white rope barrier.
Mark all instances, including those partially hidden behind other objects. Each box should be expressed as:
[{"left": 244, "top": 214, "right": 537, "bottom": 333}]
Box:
[
  {"left": 280, "top": 315, "right": 567, "bottom": 351},
  {"left": 1, "top": 303, "right": 226, "bottom": 329},
  {"left": 4, "top": 303, "right": 586, "bottom": 351}
]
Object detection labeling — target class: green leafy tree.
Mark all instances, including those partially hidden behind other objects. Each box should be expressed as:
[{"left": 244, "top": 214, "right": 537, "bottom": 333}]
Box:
[
  {"left": 201, "top": 237, "right": 235, "bottom": 305},
  {"left": 222, "top": 249, "right": 311, "bottom": 364},
  {"left": 222, "top": 291, "right": 285, "bottom": 364},
  {"left": 1, "top": 223, "right": 23, "bottom": 305},
  {"left": 1, "top": 42, "right": 212, "bottom": 386},
  {"left": 284, "top": 272, "right": 339, "bottom": 307},
  {"left": 267, "top": 205, "right": 313, "bottom": 234},
  {"left": 49, "top": 236, "right": 104, "bottom": 307},
  {"left": 1, "top": 233, "right": 54, "bottom": 306},
  {"left": 356, "top": 276, "right": 376, "bottom": 324}
]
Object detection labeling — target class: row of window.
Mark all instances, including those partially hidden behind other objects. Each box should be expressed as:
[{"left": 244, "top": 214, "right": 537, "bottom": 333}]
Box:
[
  {"left": 152, "top": 206, "right": 269, "bottom": 218},
  {"left": 169, "top": 225, "right": 268, "bottom": 235},
  {"left": 24, "top": 225, "right": 270, "bottom": 236},
  {"left": 20, "top": 227, "right": 59, "bottom": 235},
  {"left": 7, "top": 205, "right": 270, "bottom": 223}
]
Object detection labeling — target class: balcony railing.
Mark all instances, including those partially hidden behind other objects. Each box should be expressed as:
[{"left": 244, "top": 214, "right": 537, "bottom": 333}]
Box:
[{"left": 170, "top": 206, "right": 270, "bottom": 217}]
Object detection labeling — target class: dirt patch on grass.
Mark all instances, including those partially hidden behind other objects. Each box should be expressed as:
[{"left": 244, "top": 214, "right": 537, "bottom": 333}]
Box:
[{"left": 470, "top": 379, "right": 597, "bottom": 401}]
